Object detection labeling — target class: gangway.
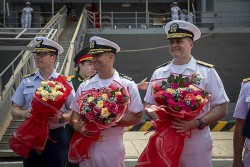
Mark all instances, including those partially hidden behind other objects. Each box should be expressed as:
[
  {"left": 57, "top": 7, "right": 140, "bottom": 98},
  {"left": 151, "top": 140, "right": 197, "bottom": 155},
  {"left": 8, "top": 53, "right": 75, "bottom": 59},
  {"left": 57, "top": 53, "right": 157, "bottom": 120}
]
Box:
[{"left": 0, "top": 6, "right": 88, "bottom": 160}]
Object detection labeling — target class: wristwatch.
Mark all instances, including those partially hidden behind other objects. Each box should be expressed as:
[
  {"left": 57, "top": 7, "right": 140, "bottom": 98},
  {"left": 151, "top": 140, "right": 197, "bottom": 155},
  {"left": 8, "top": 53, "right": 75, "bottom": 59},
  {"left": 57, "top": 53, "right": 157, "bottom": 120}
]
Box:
[
  {"left": 59, "top": 116, "right": 65, "bottom": 123},
  {"left": 197, "top": 119, "right": 206, "bottom": 130}
]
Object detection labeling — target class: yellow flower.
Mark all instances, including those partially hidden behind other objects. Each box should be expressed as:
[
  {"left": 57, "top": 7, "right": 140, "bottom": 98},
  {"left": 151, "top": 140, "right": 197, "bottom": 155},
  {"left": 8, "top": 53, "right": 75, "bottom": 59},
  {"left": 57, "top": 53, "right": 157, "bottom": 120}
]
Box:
[
  {"left": 37, "top": 87, "right": 43, "bottom": 92},
  {"left": 115, "top": 92, "right": 121, "bottom": 96},
  {"left": 41, "top": 81, "right": 47, "bottom": 87},
  {"left": 102, "top": 93, "right": 108, "bottom": 99},
  {"left": 166, "top": 88, "right": 176, "bottom": 94},
  {"left": 40, "top": 90, "right": 47, "bottom": 96},
  {"left": 188, "top": 85, "right": 198, "bottom": 90},
  {"left": 96, "top": 101, "right": 104, "bottom": 108},
  {"left": 177, "top": 88, "right": 184, "bottom": 91},
  {"left": 101, "top": 108, "right": 111, "bottom": 118},
  {"left": 87, "top": 97, "right": 94, "bottom": 102},
  {"left": 42, "top": 97, "right": 48, "bottom": 101},
  {"left": 196, "top": 95, "right": 204, "bottom": 103}
]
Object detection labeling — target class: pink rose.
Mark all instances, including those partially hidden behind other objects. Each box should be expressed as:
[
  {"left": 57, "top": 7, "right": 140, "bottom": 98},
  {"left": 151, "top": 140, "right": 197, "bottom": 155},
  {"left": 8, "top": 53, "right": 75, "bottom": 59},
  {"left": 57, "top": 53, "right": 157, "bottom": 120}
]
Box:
[{"left": 167, "top": 99, "right": 176, "bottom": 108}]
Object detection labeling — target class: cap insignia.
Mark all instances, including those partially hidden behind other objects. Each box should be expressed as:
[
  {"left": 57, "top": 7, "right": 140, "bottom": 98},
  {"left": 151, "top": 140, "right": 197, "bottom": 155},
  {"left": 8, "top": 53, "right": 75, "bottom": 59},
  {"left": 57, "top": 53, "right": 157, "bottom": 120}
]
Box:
[
  {"left": 90, "top": 40, "right": 96, "bottom": 49},
  {"left": 170, "top": 23, "right": 179, "bottom": 33},
  {"left": 35, "top": 39, "right": 43, "bottom": 47}
]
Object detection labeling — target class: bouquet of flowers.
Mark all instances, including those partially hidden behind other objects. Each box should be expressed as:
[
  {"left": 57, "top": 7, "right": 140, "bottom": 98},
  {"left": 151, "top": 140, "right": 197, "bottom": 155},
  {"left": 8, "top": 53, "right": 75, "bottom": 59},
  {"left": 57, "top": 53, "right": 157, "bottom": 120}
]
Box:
[
  {"left": 9, "top": 75, "right": 72, "bottom": 158},
  {"left": 68, "top": 80, "right": 130, "bottom": 164},
  {"left": 136, "top": 73, "right": 210, "bottom": 167}
]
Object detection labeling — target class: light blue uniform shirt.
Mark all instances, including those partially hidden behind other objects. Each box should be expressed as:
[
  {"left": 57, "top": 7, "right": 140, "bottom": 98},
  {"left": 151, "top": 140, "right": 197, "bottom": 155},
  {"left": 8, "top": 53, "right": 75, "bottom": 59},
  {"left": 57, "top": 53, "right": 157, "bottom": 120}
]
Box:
[{"left": 11, "top": 69, "right": 75, "bottom": 129}]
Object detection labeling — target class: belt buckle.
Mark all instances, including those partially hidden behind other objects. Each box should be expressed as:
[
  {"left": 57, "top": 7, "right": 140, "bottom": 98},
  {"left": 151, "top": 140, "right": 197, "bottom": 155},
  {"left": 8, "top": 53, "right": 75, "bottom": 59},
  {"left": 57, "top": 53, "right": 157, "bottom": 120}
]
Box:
[{"left": 96, "top": 136, "right": 102, "bottom": 142}]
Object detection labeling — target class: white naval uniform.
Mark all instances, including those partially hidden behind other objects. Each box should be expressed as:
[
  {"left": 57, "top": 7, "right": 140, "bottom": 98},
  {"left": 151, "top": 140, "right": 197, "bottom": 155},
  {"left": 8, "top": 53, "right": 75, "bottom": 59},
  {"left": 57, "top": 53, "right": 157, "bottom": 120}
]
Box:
[
  {"left": 179, "top": 13, "right": 187, "bottom": 21},
  {"left": 233, "top": 79, "right": 250, "bottom": 167},
  {"left": 187, "top": 12, "right": 194, "bottom": 24},
  {"left": 22, "top": 7, "right": 33, "bottom": 28},
  {"left": 70, "top": 70, "right": 144, "bottom": 167},
  {"left": 144, "top": 56, "right": 229, "bottom": 167},
  {"left": 171, "top": 6, "right": 181, "bottom": 21},
  {"left": 10, "top": 70, "right": 76, "bottom": 129}
]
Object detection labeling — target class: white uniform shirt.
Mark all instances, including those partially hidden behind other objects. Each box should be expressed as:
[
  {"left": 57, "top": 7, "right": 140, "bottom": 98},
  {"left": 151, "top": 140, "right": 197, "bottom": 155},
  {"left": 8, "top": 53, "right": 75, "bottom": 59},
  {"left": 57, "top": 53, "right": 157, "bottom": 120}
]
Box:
[
  {"left": 11, "top": 70, "right": 75, "bottom": 129},
  {"left": 187, "top": 12, "right": 194, "bottom": 24},
  {"left": 180, "top": 13, "right": 187, "bottom": 21},
  {"left": 23, "top": 7, "right": 33, "bottom": 16},
  {"left": 144, "top": 56, "right": 229, "bottom": 167},
  {"left": 70, "top": 70, "right": 144, "bottom": 137},
  {"left": 171, "top": 6, "right": 181, "bottom": 20},
  {"left": 233, "top": 80, "right": 250, "bottom": 149},
  {"left": 144, "top": 56, "right": 229, "bottom": 118}
]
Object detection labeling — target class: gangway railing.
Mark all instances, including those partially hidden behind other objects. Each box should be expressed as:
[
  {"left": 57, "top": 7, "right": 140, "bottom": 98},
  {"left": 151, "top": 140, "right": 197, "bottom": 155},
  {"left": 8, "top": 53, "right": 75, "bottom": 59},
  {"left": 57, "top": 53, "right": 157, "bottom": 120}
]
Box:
[
  {"left": 85, "top": 10, "right": 250, "bottom": 29},
  {"left": 59, "top": 7, "right": 88, "bottom": 76},
  {"left": 0, "top": 5, "right": 68, "bottom": 141}
]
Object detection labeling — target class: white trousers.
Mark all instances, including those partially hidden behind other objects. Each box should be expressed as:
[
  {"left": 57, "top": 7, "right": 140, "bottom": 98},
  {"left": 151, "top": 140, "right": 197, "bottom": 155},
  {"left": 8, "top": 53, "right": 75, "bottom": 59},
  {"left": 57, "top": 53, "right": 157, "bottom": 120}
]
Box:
[
  {"left": 24, "top": 15, "right": 32, "bottom": 28},
  {"left": 79, "top": 138, "right": 125, "bottom": 167},
  {"left": 172, "top": 14, "right": 179, "bottom": 21},
  {"left": 178, "top": 127, "right": 213, "bottom": 167}
]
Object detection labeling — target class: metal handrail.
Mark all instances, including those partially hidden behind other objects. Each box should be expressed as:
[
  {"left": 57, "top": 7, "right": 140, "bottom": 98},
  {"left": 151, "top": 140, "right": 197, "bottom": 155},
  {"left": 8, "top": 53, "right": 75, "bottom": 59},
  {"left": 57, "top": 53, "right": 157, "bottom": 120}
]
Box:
[
  {"left": 0, "top": 5, "right": 68, "bottom": 137},
  {"left": 59, "top": 7, "right": 88, "bottom": 76},
  {"left": 85, "top": 10, "right": 250, "bottom": 29}
]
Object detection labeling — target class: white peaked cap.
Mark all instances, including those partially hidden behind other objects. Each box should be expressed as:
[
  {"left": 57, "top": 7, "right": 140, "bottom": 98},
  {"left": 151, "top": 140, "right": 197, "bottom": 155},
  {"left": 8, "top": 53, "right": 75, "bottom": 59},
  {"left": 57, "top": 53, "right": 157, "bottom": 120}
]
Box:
[
  {"left": 89, "top": 36, "right": 120, "bottom": 54},
  {"left": 33, "top": 37, "right": 64, "bottom": 55}
]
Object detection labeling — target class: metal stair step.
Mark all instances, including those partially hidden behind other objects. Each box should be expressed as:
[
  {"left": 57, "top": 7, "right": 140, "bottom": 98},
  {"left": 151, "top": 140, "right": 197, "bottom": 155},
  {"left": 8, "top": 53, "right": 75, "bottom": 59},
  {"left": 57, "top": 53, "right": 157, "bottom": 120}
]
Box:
[
  {"left": 0, "top": 143, "right": 11, "bottom": 150},
  {"left": 5, "top": 129, "right": 16, "bottom": 135},
  {"left": 1, "top": 135, "right": 12, "bottom": 143}
]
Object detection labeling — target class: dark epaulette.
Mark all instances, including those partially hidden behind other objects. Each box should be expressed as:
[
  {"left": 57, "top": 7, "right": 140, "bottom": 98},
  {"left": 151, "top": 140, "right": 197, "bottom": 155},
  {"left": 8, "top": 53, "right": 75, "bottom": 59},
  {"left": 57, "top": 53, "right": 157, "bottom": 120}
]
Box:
[
  {"left": 243, "top": 77, "right": 250, "bottom": 83},
  {"left": 67, "top": 75, "right": 76, "bottom": 82},
  {"left": 156, "top": 61, "right": 171, "bottom": 69},
  {"left": 83, "top": 73, "right": 96, "bottom": 82},
  {"left": 23, "top": 72, "right": 36, "bottom": 79},
  {"left": 197, "top": 60, "right": 214, "bottom": 68},
  {"left": 119, "top": 73, "right": 133, "bottom": 81}
]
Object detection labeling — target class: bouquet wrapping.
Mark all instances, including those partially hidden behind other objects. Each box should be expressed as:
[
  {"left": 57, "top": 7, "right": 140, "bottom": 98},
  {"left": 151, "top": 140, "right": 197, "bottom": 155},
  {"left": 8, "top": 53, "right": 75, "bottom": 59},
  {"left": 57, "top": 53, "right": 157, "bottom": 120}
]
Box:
[
  {"left": 136, "top": 73, "right": 210, "bottom": 167},
  {"left": 9, "top": 75, "right": 72, "bottom": 158},
  {"left": 68, "top": 81, "right": 130, "bottom": 164}
]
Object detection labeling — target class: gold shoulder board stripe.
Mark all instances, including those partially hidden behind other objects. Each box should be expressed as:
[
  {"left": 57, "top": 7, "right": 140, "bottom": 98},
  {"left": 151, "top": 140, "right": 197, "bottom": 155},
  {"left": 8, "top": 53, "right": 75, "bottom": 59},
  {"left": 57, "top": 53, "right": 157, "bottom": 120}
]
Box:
[
  {"left": 23, "top": 72, "right": 36, "bottom": 79},
  {"left": 83, "top": 73, "right": 97, "bottom": 82},
  {"left": 156, "top": 61, "right": 171, "bottom": 69},
  {"left": 119, "top": 73, "right": 133, "bottom": 81},
  {"left": 243, "top": 77, "right": 250, "bottom": 83},
  {"left": 197, "top": 60, "right": 214, "bottom": 68},
  {"left": 67, "top": 75, "right": 76, "bottom": 81}
]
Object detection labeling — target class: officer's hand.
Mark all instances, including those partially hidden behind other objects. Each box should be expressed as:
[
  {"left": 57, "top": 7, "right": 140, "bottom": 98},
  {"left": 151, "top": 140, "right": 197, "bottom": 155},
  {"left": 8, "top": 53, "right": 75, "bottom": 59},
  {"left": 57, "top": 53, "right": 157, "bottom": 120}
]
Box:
[
  {"left": 20, "top": 109, "right": 32, "bottom": 119},
  {"left": 137, "top": 77, "right": 149, "bottom": 91},
  {"left": 171, "top": 119, "right": 198, "bottom": 132},
  {"left": 73, "top": 121, "right": 93, "bottom": 137},
  {"left": 47, "top": 114, "right": 61, "bottom": 124}
]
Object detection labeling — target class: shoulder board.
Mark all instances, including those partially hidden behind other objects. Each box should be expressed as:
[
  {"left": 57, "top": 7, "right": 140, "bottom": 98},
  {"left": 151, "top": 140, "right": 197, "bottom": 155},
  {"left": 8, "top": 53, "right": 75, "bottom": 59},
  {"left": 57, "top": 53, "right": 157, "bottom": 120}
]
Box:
[
  {"left": 156, "top": 61, "right": 171, "bottom": 69},
  {"left": 83, "top": 73, "right": 96, "bottom": 82},
  {"left": 67, "top": 75, "right": 76, "bottom": 81},
  {"left": 197, "top": 60, "right": 214, "bottom": 68},
  {"left": 119, "top": 73, "right": 133, "bottom": 81},
  {"left": 23, "top": 72, "right": 36, "bottom": 79},
  {"left": 243, "top": 77, "right": 250, "bottom": 83}
]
